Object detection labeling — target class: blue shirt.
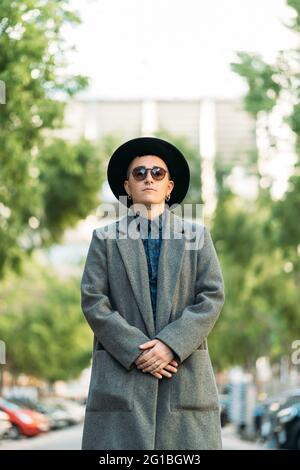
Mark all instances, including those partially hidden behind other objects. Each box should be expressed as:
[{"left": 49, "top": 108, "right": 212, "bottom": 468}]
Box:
[
  {"left": 134, "top": 210, "right": 179, "bottom": 362},
  {"left": 136, "top": 213, "right": 163, "bottom": 321}
]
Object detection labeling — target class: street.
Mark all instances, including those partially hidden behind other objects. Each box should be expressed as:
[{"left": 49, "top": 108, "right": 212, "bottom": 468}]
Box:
[{"left": 0, "top": 424, "right": 265, "bottom": 450}]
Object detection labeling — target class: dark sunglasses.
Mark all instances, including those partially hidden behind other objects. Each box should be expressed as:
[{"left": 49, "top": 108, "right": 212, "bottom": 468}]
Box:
[{"left": 129, "top": 166, "right": 169, "bottom": 181}]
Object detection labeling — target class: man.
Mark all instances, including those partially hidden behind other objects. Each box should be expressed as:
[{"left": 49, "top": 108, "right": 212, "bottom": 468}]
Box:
[{"left": 80, "top": 136, "right": 225, "bottom": 450}]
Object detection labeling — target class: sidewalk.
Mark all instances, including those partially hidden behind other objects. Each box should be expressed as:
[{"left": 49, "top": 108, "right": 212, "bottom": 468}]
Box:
[
  {"left": 222, "top": 425, "right": 266, "bottom": 450},
  {"left": 0, "top": 423, "right": 268, "bottom": 451}
]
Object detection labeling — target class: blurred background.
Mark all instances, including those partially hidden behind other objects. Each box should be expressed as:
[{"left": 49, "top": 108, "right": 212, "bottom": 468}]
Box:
[{"left": 0, "top": 0, "right": 300, "bottom": 450}]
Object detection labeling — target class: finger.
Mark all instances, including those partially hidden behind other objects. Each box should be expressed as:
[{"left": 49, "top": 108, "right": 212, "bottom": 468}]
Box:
[
  {"left": 136, "top": 351, "right": 154, "bottom": 366},
  {"left": 169, "top": 360, "right": 178, "bottom": 367},
  {"left": 164, "top": 364, "right": 177, "bottom": 373},
  {"left": 151, "top": 371, "right": 162, "bottom": 379},
  {"left": 141, "top": 362, "right": 162, "bottom": 373},
  {"left": 137, "top": 357, "right": 156, "bottom": 370},
  {"left": 152, "top": 361, "right": 170, "bottom": 374},
  {"left": 159, "top": 369, "right": 172, "bottom": 378},
  {"left": 144, "top": 359, "right": 168, "bottom": 373},
  {"left": 139, "top": 340, "right": 157, "bottom": 349}
]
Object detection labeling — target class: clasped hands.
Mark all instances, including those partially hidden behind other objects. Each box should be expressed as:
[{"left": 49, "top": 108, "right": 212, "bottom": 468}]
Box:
[{"left": 134, "top": 339, "right": 179, "bottom": 379}]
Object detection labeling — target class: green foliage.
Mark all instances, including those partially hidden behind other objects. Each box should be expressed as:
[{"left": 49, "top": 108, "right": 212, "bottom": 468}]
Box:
[
  {"left": 154, "top": 129, "right": 202, "bottom": 205},
  {"left": 209, "top": 0, "right": 300, "bottom": 371},
  {"left": 0, "top": 0, "right": 105, "bottom": 279},
  {"left": 286, "top": 1, "right": 300, "bottom": 31},
  {"left": 38, "top": 138, "right": 104, "bottom": 244},
  {"left": 209, "top": 188, "right": 300, "bottom": 371},
  {"left": 231, "top": 52, "right": 281, "bottom": 117},
  {"left": 0, "top": 257, "right": 92, "bottom": 382},
  {"left": 272, "top": 169, "right": 300, "bottom": 251}
]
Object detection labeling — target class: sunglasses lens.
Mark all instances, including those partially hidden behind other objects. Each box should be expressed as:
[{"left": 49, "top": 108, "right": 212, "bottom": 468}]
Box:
[
  {"left": 152, "top": 167, "right": 166, "bottom": 180},
  {"left": 131, "top": 166, "right": 167, "bottom": 181},
  {"left": 132, "top": 167, "right": 147, "bottom": 180}
]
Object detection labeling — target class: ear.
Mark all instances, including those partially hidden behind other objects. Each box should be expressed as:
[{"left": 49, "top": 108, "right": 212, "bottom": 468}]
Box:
[{"left": 168, "top": 180, "right": 175, "bottom": 191}]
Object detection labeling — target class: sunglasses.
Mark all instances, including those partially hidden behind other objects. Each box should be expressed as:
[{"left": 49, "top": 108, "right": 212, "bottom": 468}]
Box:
[{"left": 129, "top": 166, "right": 170, "bottom": 181}]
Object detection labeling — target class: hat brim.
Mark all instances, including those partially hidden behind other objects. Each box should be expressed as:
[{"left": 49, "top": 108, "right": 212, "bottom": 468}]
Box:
[{"left": 107, "top": 137, "right": 190, "bottom": 208}]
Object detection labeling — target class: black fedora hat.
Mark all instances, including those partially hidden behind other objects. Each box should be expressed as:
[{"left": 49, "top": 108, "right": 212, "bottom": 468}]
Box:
[{"left": 107, "top": 136, "right": 190, "bottom": 208}]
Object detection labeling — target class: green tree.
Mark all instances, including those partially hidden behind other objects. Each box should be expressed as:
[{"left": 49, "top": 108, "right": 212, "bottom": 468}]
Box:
[
  {"left": 230, "top": 0, "right": 300, "bottom": 253},
  {"left": 38, "top": 137, "right": 104, "bottom": 245},
  {"left": 0, "top": 1, "right": 104, "bottom": 278},
  {"left": 209, "top": 0, "right": 300, "bottom": 370},
  {"left": 155, "top": 129, "right": 202, "bottom": 205},
  {"left": 209, "top": 186, "right": 299, "bottom": 371},
  {"left": 210, "top": 0, "right": 300, "bottom": 368},
  {"left": 0, "top": 257, "right": 92, "bottom": 384}
]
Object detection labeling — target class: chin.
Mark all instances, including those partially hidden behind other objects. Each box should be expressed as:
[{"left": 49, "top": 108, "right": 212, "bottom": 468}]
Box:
[{"left": 137, "top": 197, "right": 159, "bottom": 205}]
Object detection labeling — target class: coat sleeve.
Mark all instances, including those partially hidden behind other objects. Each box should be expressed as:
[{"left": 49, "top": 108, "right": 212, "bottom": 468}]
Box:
[
  {"left": 154, "top": 225, "right": 225, "bottom": 364},
  {"left": 81, "top": 229, "right": 150, "bottom": 371}
]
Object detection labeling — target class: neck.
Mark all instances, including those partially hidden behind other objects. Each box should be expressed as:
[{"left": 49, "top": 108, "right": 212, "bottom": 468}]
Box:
[{"left": 131, "top": 202, "right": 166, "bottom": 220}]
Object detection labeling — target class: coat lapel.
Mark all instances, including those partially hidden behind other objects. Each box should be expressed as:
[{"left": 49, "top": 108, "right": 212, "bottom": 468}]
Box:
[
  {"left": 155, "top": 210, "right": 186, "bottom": 333},
  {"left": 116, "top": 213, "right": 155, "bottom": 337},
  {"left": 116, "top": 208, "right": 186, "bottom": 337}
]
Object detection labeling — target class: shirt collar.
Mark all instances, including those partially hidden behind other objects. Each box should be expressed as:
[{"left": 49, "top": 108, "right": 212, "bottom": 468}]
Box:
[{"left": 133, "top": 208, "right": 166, "bottom": 235}]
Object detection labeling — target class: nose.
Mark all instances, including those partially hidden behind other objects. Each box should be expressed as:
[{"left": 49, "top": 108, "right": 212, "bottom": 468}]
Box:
[{"left": 144, "top": 169, "right": 154, "bottom": 183}]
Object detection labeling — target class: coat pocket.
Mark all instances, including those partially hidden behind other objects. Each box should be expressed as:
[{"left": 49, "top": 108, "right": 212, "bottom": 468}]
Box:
[
  {"left": 86, "top": 350, "right": 135, "bottom": 412},
  {"left": 170, "top": 349, "right": 220, "bottom": 412}
]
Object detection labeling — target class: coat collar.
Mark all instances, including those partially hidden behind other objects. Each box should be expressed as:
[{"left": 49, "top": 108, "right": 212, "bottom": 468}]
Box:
[{"left": 115, "top": 207, "right": 187, "bottom": 337}]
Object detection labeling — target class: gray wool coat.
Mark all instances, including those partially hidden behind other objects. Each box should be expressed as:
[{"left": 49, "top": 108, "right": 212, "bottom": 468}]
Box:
[{"left": 80, "top": 207, "right": 225, "bottom": 450}]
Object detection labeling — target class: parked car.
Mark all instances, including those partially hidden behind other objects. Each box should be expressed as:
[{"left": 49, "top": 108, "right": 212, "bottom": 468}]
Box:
[
  {"left": 41, "top": 398, "right": 85, "bottom": 426},
  {"left": 259, "top": 389, "right": 300, "bottom": 445},
  {"left": 0, "top": 410, "right": 12, "bottom": 439},
  {"left": 0, "top": 398, "right": 50, "bottom": 438},
  {"left": 7, "top": 397, "right": 70, "bottom": 430},
  {"left": 274, "top": 402, "right": 300, "bottom": 449}
]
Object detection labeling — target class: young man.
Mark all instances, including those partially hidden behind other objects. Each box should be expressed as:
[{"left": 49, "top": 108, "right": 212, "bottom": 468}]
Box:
[{"left": 80, "top": 136, "right": 225, "bottom": 450}]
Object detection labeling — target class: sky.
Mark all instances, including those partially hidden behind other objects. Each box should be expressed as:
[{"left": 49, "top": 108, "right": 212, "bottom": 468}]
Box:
[{"left": 65, "top": 0, "right": 297, "bottom": 100}]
